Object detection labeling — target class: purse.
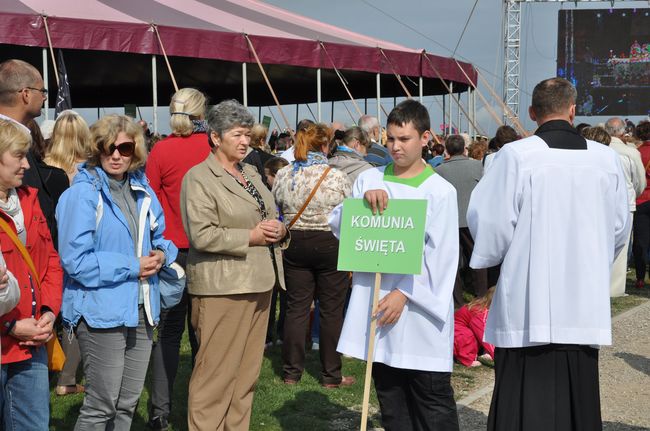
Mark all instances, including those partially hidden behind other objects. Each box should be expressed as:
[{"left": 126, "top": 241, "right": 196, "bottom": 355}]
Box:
[
  {"left": 158, "top": 261, "right": 185, "bottom": 310},
  {"left": 287, "top": 166, "right": 332, "bottom": 229},
  {"left": 0, "top": 216, "right": 66, "bottom": 371}
]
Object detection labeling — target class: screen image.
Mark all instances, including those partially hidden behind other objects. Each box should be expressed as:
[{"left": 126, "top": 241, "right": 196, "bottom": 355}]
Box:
[{"left": 557, "top": 9, "right": 650, "bottom": 116}]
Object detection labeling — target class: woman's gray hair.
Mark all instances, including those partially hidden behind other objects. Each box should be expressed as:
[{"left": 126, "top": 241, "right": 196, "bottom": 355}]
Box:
[{"left": 207, "top": 99, "right": 254, "bottom": 138}]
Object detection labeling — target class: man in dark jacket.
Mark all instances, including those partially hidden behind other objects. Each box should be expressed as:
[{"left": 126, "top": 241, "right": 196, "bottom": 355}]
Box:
[{"left": 435, "top": 134, "right": 487, "bottom": 306}]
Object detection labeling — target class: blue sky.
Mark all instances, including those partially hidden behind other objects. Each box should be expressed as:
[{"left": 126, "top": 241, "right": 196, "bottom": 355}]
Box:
[{"left": 263, "top": 0, "right": 650, "bottom": 134}]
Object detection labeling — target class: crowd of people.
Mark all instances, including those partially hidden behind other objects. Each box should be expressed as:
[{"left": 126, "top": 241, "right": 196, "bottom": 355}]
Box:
[{"left": 0, "top": 57, "right": 646, "bottom": 431}]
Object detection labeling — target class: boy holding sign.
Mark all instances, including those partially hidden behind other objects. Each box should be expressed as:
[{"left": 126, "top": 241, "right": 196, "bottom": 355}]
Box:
[{"left": 329, "top": 100, "right": 460, "bottom": 430}]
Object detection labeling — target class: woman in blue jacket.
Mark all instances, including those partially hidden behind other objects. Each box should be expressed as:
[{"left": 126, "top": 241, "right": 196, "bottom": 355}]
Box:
[{"left": 56, "top": 115, "right": 177, "bottom": 430}]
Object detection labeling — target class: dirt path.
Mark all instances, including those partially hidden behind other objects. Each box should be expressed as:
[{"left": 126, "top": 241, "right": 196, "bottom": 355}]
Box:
[{"left": 457, "top": 299, "right": 650, "bottom": 431}]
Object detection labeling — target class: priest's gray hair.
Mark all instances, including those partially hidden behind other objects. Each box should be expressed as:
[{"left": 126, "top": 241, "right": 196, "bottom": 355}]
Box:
[{"left": 207, "top": 99, "right": 254, "bottom": 138}]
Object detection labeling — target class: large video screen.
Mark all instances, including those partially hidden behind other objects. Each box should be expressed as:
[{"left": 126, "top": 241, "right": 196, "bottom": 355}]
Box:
[{"left": 557, "top": 9, "right": 650, "bottom": 116}]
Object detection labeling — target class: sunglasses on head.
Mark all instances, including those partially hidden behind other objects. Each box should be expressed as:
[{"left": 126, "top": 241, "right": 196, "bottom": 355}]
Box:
[{"left": 105, "top": 142, "right": 135, "bottom": 157}]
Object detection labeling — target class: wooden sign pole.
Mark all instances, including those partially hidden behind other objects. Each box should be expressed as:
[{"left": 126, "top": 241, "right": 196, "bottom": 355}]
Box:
[{"left": 360, "top": 272, "right": 382, "bottom": 431}]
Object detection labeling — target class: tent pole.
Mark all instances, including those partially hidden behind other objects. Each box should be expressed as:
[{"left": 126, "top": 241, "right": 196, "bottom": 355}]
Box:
[
  {"left": 242, "top": 63, "right": 248, "bottom": 107},
  {"left": 457, "top": 89, "right": 461, "bottom": 133},
  {"left": 258, "top": 106, "right": 261, "bottom": 123},
  {"left": 295, "top": 104, "right": 299, "bottom": 128},
  {"left": 152, "top": 55, "right": 158, "bottom": 135},
  {"left": 468, "top": 88, "right": 473, "bottom": 137},
  {"left": 317, "top": 68, "right": 322, "bottom": 122},
  {"left": 42, "top": 48, "right": 49, "bottom": 121},
  {"left": 442, "top": 94, "right": 445, "bottom": 135},
  {"left": 331, "top": 101, "right": 334, "bottom": 123},
  {"left": 376, "top": 73, "right": 381, "bottom": 125},
  {"left": 472, "top": 89, "right": 478, "bottom": 138},
  {"left": 419, "top": 77, "right": 423, "bottom": 104},
  {"left": 448, "top": 82, "right": 453, "bottom": 135}
]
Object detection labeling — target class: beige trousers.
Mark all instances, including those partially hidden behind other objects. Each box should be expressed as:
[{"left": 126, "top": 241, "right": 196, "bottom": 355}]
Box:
[
  {"left": 187, "top": 291, "right": 272, "bottom": 431},
  {"left": 610, "top": 212, "right": 633, "bottom": 297}
]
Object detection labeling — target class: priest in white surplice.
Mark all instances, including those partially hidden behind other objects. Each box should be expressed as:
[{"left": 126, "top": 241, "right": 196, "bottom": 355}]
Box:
[{"left": 467, "top": 78, "right": 630, "bottom": 431}]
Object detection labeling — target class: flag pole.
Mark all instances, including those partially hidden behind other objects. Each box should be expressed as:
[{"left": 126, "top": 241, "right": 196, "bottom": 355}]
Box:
[{"left": 360, "top": 272, "right": 382, "bottom": 431}]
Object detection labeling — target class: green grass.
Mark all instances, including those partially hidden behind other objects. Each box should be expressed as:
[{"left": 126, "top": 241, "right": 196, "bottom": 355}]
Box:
[
  {"left": 49, "top": 335, "right": 493, "bottom": 430},
  {"left": 49, "top": 277, "right": 650, "bottom": 430}
]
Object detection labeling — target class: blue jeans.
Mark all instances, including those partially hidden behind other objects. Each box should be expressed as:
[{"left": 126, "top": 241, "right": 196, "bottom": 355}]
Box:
[{"left": 0, "top": 345, "right": 50, "bottom": 430}]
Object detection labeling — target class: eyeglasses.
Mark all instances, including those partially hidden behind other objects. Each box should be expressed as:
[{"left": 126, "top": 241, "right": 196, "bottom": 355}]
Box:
[
  {"left": 19, "top": 87, "right": 48, "bottom": 97},
  {"left": 105, "top": 142, "right": 135, "bottom": 157}
]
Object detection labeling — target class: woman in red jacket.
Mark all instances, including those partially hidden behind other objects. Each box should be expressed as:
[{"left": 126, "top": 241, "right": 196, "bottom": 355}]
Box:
[
  {"left": 144, "top": 88, "right": 210, "bottom": 430},
  {"left": 633, "top": 121, "right": 650, "bottom": 289},
  {"left": 0, "top": 119, "right": 63, "bottom": 430}
]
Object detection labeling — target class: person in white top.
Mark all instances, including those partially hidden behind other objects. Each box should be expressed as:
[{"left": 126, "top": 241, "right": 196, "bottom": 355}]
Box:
[
  {"left": 604, "top": 117, "right": 645, "bottom": 296},
  {"left": 330, "top": 100, "right": 459, "bottom": 431},
  {"left": 467, "top": 77, "right": 630, "bottom": 431}
]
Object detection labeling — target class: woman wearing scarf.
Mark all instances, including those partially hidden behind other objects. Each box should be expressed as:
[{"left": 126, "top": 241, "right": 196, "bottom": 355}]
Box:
[
  {"left": 328, "top": 126, "right": 374, "bottom": 185},
  {"left": 144, "top": 88, "right": 210, "bottom": 430},
  {"left": 272, "top": 123, "right": 354, "bottom": 388}
]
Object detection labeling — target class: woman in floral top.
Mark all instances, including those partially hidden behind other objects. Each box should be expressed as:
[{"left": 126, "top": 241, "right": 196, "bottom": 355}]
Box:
[{"left": 273, "top": 123, "right": 354, "bottom": 388}]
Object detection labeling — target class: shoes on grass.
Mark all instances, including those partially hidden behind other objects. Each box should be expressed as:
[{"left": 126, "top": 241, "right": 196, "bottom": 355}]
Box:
[
  {"left": 322, "top": 375, "right": 356, "bottom": 389},
  {"left": 55, "top": 384, "right": 84, "bottom": 396},
  {"left": 148, "top": 415, "right": 169, "bottom": 431}
]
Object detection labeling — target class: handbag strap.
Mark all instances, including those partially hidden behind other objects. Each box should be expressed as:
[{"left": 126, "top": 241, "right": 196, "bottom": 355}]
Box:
[
  {"left": 287, "top": 166, "right": 332, "bottom": 229},
  {"left": 0, "top": 216, "right": 40, "bottom": 288}
]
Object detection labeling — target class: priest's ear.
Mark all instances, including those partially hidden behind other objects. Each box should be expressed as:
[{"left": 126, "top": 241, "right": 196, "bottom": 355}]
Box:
[
  {"left": 528, "top": 106, "right": 537, "bottom": 123},
  {"left": 568, "top": 104, "right": 576, "bottom": 124}
]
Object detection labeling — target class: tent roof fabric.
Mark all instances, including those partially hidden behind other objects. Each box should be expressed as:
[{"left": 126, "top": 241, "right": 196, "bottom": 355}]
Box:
[{"left": 0, "top": 1, "right": 477, "bottom": 108}]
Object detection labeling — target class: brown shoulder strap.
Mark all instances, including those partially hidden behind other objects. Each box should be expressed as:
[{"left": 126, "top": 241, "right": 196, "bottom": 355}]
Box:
[
  {"left": 287, "top": 167, "right": 332, "bottom": 229},
  {"left": 0, "top": 216, "right": 41, "bottom": 288}
]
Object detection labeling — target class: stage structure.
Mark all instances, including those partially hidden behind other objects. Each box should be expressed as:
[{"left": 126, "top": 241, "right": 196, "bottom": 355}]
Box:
[{"left": 503, "top": 0, "right": 640, "bottom": 121}]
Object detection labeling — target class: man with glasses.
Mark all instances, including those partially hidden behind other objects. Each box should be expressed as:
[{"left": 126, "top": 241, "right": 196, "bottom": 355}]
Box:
[{"left": 0, "top": 60, "right": 68, "bottom": 242}]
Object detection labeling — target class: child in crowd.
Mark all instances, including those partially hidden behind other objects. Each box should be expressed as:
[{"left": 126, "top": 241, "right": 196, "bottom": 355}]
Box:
[
  {"left": 264, "top": 156, "right": 289, "bottom": 189},
  {"left": 329, "top": 100, "right": 460, "bottom": 430},
  {"left": 453, "top": 287, "right": 495, "bottom": 367}
]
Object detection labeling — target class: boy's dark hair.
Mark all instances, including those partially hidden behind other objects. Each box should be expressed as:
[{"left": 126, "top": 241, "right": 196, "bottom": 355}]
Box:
[
  {"left": 495, "top": 125, "right": 518, "bottom": 148},
  {"left": 432, "top": 143, "right": 445, "bottom": 156},
  {"left": 386, "top": 99, "right": 430, "bottom": 135},
  {"left": 264, "top": 156, "right": 289, "bottom": 176},
  {"left": 445, "top": 135, "right": 466, "bottom": 156}
]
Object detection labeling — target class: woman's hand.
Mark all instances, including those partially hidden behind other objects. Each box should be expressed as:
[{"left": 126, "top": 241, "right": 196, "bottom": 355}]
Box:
[
  {"left": 0, "top": 265, "right": 9, "bottom": 290},
  {"left": 373, "top": 289, "right": 408, "bottom": 327},
  {"left": 249, "top": 222, "right": 268, "bottom": 246},
  {"left": 364, "top": 189, "right": 389, "bottom": 215},
  {"left": 139, "top": 250, "right": 165, "bottom": 279},
  {"left": 12, "top": 317, "right": 53, "bottom": 346},
  {"left": 260, "top": 219, "right": 287, "bottom": 244}
]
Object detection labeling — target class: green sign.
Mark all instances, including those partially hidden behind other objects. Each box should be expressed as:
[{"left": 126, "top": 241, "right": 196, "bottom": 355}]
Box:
[
  {"left": 337, "top": 198, "right": 427, "bottom": 275},
  {"left": 262, "top": 115, "right": 272, "bottom": 131},
  {"left": 124, "top": 104, "right": 137, "bottom": 119}
]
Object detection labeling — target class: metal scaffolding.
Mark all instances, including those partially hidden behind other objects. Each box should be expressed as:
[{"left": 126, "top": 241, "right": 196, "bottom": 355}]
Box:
[{"left": 502, "top": 0, "right": 638, "bottom": 123}]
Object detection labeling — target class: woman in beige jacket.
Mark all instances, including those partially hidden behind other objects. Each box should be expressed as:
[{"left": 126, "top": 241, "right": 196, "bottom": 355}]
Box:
[{"left": 180, "top": 100, "right": 287, "bottom": 431}]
